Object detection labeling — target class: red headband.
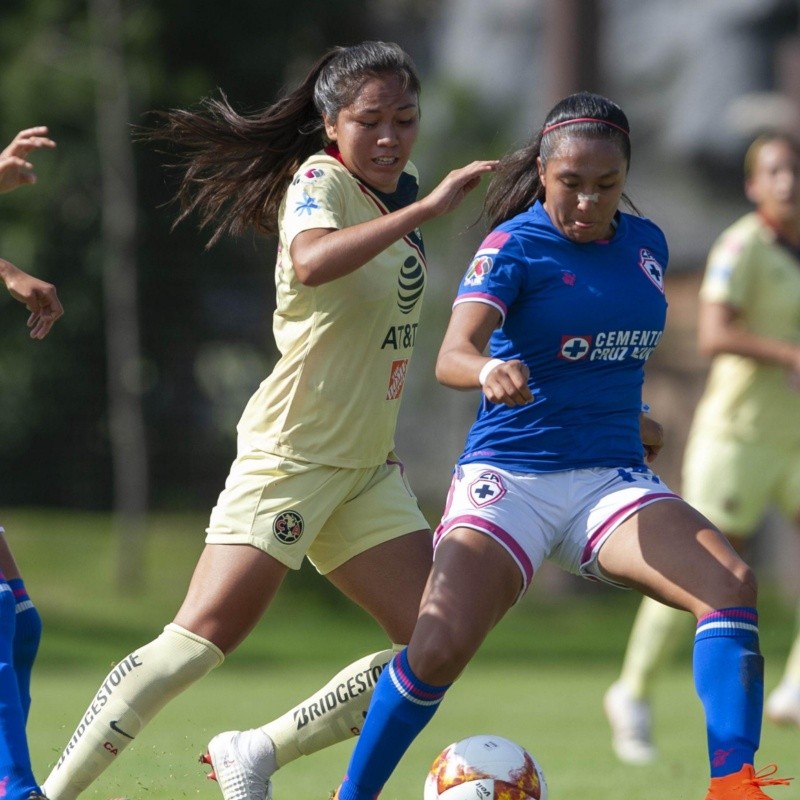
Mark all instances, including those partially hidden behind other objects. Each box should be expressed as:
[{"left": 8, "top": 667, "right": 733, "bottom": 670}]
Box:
[{"left": 541, "top": 117, "right": 629, "bottom": 137}]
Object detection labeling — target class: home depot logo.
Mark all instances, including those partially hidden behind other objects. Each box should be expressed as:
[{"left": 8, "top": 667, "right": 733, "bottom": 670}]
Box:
[{"left": 386, "top": 359, "right": 408, "bottom": 400}]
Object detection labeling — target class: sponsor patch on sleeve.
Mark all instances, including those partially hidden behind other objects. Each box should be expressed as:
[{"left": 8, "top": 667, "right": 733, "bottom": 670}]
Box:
[
  {"left": 294, "top": 191, "right": 321, "bottom": 216},
  {"left": 292, "top": 167, "right": 326, "bottom": 185},
  {"left": 463, "top": 231, "right": 512, "bottom": 287}
]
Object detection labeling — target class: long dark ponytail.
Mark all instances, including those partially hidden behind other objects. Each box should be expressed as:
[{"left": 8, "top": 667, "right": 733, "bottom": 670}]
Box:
[{"left": 144, "top": 41, "right": 420, "bottom": 246}]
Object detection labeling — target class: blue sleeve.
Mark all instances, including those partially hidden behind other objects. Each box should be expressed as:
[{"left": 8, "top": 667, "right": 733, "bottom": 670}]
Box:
[{"left": 454, "top": 228, "right": 527, "bottom": 323}]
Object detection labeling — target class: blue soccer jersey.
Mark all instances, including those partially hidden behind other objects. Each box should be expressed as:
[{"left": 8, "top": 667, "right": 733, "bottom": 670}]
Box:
[{"left": 455, "top": 200, "right": 669, "bottom": 472}]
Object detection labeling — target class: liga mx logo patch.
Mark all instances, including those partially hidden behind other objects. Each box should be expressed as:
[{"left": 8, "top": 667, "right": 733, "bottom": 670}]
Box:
[
  {"left": 273, "top": 510, "right": 304, "bottom": 544},
  {"left": 638, "top": 248, "right": 665, "bottom": 292},
  {"left": 468, "top": 470, "right": 506, "bottom": 508},
  {"left": 463, "top": 254, "right": 494, "bottom": 287}
]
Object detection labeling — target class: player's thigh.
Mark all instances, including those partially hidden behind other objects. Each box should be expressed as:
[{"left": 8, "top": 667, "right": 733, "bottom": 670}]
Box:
[
  {"left": 682, "top": 433, "right": 778, "bottom": 536},
  {"left": 409, "top": 527, "right": 520, "bottom": 683},
  {"left": 0, "top": 532, "right": 21, "bottom": 580},
  {"left": 327, "top": 529, "right": 432, "bottom": 644},
  {"left": 321, "top": 458, "right": 433, "bottom": 642},
  {"left": 597, "top": 498, "right": 754, "bottom": 616},
  {"left": 173, "top": 542, "right": 290, "bottom": 653}
]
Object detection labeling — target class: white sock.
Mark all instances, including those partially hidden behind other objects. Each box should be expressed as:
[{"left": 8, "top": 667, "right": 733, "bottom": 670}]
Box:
[{"left": 43, "top": 624, "right": 223, "bottom": 800}]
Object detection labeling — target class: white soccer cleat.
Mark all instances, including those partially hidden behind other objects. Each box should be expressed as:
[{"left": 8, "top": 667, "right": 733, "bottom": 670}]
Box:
[
  {"left": 603, "top": 680, "right": 657, "bottom": 765},
  {"left": 765, "top": 681, "right": 800, "bottom": 727},
  {"left": 201, "top": 731, "right": 274, "bottom": 800}
]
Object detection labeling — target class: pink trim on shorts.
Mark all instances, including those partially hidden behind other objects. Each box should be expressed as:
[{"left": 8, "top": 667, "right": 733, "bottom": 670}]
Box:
[
  {"left": 581, "top": 491, "right": 680, "bottom": 566},
  {"left": 435, "top": 514, "right": 535, "bottom": 589}
]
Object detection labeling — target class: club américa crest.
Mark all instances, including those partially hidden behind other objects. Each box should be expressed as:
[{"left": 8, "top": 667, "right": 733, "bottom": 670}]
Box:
[{"left": 273, "top": 510, "right": 304, "bottom": 544}]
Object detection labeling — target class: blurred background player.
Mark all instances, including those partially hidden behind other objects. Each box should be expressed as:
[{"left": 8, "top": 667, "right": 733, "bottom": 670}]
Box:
[
  {"left": 0, "top": 125, "right": 62, "bottom": 800},
  {"left": 605, "top": 131, "right": 800, "bottom": 765}
]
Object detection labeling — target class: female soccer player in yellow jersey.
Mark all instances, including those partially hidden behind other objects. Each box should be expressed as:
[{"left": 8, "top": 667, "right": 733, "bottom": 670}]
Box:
[
  {"left": 41, "top": 41, "right": 495, "bottom": 800},
  {"left": 605, "top": 132, "right": 800, "bottom": 765}
]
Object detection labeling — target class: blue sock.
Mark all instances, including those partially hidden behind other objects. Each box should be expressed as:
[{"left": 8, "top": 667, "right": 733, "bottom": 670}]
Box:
[
  {"left": 9, "top": 579, "right": 41, "bottom": 723},
  {"left": 693, "top": 606, "right": 763, "bottom": 777},
  {"left": 338, "top": 649, "right": 451, "bottom": 800},
  {"left": 0, "top": 580, "right": 38, "bottom": 799}
]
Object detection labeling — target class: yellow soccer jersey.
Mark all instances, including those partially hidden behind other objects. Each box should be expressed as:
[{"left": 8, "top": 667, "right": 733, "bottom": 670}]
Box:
[
  {"left": 237, "top": 148, "right": 427, "bottom": 467},
  {"left": 689, "top": 212, "right": 800, "bottom": 445}
]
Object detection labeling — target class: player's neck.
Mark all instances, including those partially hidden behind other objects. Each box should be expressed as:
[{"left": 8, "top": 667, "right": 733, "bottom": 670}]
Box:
[{"left": 758, "top": 210, "right": 800, "bottom": 249}]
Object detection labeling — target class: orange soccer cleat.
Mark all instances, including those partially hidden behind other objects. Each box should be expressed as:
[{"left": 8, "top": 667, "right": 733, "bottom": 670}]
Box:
[{"left": 705, "top": 764, "right": 791, "bottom": 800}]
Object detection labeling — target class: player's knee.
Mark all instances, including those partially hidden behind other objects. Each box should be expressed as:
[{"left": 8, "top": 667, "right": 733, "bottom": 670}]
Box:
[
  {"left": 409, "top": 628, "right": 473, "bottom": 685},
  {"left": 722, "top": 560, "right": 758, "bottom": 609}
]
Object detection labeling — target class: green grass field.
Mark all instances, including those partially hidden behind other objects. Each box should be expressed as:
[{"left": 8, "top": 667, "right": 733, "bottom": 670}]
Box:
[{"left": 5, "top": 508, "right": 799, "bottom": 800}]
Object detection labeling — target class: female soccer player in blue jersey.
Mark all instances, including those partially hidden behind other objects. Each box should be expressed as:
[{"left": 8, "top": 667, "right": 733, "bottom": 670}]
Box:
[
  {"left": 41, "top": 42, "right": 496, "bottom": 800},
  {"left": 332, "top": 92, "right": 790, "bottom": 800},
  {"left": 0, "top": 125, "right": 60, "bottom": 800}
]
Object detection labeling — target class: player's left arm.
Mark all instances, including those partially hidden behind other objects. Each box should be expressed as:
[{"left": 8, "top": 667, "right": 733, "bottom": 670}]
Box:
[
  {"left": 0, "top": 257, "right": 64, "bottom": 339},
  {"left": 291, "top": 161, "right": 496, "bottom": 286},
  {"left": 697, "top": 299, "right": 800, "bottom": 375}
]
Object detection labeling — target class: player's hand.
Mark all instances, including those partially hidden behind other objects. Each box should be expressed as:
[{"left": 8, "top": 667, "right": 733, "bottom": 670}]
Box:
[
  {"left": 482, "top": 359, "right": 533, "bottom": 406},
  {"left": 640, "top": 412, "right": 664, "bottom": 463},
  {"left": 2, "top": 264, "right": 64, "bottom": 339},
  {"left": 0, "top": 126, "right": 56, "bottom": 193},
  {"left": 422, "top": 160, "right": 498, "bottom": 218}
]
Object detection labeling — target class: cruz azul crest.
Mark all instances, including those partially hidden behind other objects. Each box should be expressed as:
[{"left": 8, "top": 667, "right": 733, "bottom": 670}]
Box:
[
  {"left": 638, "top": 248, "right": 665, "bottom": 292},
  {"left": 468, "top": 470, "right": 506, "bottom": 508}
]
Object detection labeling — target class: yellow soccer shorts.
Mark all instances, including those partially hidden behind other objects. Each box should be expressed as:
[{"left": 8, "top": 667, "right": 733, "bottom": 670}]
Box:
[
  {"left": 682, "top": 431, "right": 800, "bottom": 536},
  {"left": 205, "top": 444, "right": 430, "bottom": 573}
]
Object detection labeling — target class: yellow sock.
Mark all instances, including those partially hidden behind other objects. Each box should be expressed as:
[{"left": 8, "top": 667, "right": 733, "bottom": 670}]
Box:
[
  {"left": 779, "top": 599, "right": 800, "bottom": 686},
  {"left": 43, "top": 624, "right": 223, "bottom": 800},
  {"left": 261, "top": 646, "right": 399, "bottom": 767},
  {"left": 619, "top": 597, "right": 693, "bottom": 700}
]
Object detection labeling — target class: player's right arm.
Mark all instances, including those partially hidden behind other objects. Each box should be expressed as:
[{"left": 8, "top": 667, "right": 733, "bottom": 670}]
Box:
[
  {"left": 436, "top": 301, "right": 532, "bottom": 406},
  {"left": 697, "top": 299, "right": 800, "bottom": 375}
]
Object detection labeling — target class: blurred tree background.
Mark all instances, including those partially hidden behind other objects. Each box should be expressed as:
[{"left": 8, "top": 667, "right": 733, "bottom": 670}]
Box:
[{"left": 2, "top": 0, "right": 800, "bottom": 591}]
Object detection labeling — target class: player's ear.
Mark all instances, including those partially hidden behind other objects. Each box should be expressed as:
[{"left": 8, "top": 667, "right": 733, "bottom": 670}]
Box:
[
  {"left": 536, "top": 156, "right": 546, "bottom": 187},
  {"left": 323, "top": 114, "right": 338, "bottom": 142},
  {"left": 744, "top": 176, "right": 759, "bottom": 206}
]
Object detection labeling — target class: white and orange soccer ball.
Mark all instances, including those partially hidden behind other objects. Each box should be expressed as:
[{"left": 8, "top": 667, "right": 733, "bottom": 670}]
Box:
[{"left": 423, "top": 734, "right": 548, "bottom": 800}]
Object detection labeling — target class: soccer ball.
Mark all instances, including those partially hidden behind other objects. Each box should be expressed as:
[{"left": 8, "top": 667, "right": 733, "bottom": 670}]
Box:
[{"left": 423, "top": 734, "right": 548, "bottom": 800}]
